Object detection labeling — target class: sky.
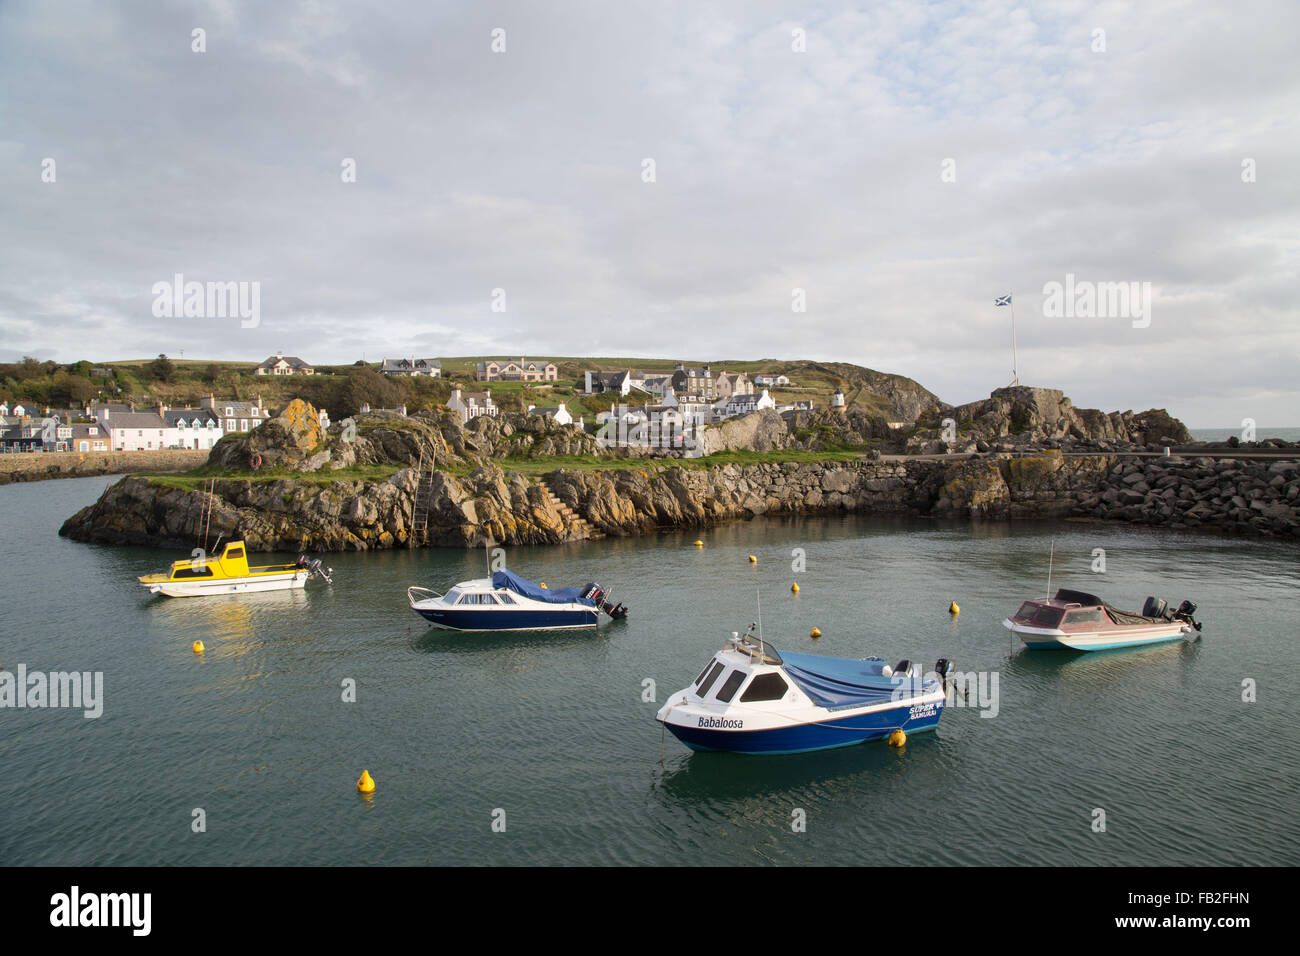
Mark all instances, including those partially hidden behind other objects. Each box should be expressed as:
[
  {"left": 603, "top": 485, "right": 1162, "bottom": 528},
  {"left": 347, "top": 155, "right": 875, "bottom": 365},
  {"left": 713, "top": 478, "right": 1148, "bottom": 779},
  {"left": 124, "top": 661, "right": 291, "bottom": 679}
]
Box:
[{"left": 0, "top": 0, "right": 1296, "bottom": 426}]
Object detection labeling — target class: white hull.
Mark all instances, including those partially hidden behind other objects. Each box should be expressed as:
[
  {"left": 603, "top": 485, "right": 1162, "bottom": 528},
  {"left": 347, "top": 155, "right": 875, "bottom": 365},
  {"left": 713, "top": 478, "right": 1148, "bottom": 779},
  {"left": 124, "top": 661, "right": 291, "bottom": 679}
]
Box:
[
  {"left": 1003, "top": 618, "right": 1190, "bottom": 650},
  {"left": 143, "top": 571, "right": 308, "bottom": 598}
]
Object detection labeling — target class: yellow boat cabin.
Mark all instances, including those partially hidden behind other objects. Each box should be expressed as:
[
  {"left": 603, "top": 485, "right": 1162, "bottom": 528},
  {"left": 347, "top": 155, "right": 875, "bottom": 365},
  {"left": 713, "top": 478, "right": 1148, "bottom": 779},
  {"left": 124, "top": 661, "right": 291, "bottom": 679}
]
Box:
[{"left": 137, "top": 540, "right": 332, "bottom": 597}]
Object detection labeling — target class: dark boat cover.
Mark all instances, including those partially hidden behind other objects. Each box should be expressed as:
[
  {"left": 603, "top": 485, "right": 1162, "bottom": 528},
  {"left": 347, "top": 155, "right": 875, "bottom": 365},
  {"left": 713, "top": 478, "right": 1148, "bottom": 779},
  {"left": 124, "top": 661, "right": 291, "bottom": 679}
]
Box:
[
  {"left": 779, "top": 651, "right": 918, "bottom": 711},
  {"left": 491, "top": 569, "right": 594, "bottom": 606},
  {"left": 1054, "top": 588, "right": 1161, "bottom": 624}
]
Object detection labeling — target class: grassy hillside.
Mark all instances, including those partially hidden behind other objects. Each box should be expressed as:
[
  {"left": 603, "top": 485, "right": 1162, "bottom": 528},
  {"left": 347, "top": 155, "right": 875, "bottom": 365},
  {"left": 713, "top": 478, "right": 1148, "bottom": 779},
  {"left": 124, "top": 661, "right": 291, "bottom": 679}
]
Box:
[{"left": 2, "top": 354, "right": 941, "bottom": 422}]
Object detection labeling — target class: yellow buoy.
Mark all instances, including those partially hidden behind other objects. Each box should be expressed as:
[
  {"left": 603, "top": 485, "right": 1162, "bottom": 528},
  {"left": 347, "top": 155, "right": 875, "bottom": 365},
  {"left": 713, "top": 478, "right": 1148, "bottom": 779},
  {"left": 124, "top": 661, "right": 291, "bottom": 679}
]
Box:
[
  {"left": 192, "top": 640, "right": 205, "bottom": 654},
  {"left": 694, "top": 540, "right": 703, "bottom": 548},
  {"left": 888, "top": 729, "right": 907, "bottom": 747},
  {"left": 357, "top": 770, "right": 375, "bottom": 793},
  {"left": 748, "top": 555, "right": 756, "bottom": 564},
  {"left": 810, "top": 626, "right": 822, "bottom": 638},
  {"left": 791, "top": 582, "right": 800, "bottom": 593},
  {"left": 949, "top": 601, "right": 960, "bottom": 615}
]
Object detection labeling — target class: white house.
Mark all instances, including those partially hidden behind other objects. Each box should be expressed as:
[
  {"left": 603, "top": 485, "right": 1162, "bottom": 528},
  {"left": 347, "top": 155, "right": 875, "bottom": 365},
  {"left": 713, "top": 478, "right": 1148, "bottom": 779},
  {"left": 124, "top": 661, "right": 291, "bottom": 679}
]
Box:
[
  {"left": 380, "top": 357, "right": 441, "bottom": 377},
  {"left": 714, "top": 389, "right": 776, "bottom": 420},
  {"left": 95, "top": 409, "right": 171, "bottom": 451},
  {"left": 255, "top": 352, "right": 314, "bottom": 376},
  {"left": 164, "top": 409, "right": 223, "bottom": 449},
  {"left": 200, "top": 396, "right": 271, "bottom": 433},
  {"left": 584, "top": 370, "right": 632, "bottom": 395},
  {"left": 528, "top": 402, "right": 574, "bottom": 425},
  {"left": 447, "top": 388, "right": 496, "bottom": 424}
]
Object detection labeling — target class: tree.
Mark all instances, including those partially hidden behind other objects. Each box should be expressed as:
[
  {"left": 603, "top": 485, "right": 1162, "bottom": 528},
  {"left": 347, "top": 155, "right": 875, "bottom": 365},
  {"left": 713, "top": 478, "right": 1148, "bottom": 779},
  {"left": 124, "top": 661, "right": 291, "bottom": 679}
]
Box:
[{"left": 148, "top": 353, "right": 175, "bottom": 383}]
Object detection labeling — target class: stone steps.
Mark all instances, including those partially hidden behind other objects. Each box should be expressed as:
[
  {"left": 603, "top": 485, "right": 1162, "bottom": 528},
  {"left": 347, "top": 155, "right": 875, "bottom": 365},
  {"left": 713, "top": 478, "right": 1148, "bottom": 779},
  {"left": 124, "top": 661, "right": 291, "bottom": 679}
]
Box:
[{"left": 537, "top": 478, "right": 604, "bottom": 539}]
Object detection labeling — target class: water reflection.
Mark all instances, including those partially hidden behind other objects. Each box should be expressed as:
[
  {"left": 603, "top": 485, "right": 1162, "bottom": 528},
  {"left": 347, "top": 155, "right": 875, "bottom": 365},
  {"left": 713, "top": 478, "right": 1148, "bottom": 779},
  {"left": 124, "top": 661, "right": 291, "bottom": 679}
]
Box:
[{"left": 652, "top": 731, "right": 939, "bottom": 804}]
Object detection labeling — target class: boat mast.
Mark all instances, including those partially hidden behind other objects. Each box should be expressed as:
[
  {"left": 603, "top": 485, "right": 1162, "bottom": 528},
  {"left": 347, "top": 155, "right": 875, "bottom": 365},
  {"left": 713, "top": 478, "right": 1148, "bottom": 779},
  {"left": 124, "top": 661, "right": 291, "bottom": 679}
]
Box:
[
  {"left": 756, "top": 588, "right": 764, "bottom": 659},
  {"left": 1046, "top": 537, "right": 1055, "bottom": 599}
]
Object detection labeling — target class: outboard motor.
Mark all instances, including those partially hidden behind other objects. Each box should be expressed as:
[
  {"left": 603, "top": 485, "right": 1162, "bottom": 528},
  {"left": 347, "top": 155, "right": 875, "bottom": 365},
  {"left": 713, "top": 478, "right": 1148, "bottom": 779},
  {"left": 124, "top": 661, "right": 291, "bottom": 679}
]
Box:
[
  {"left": 893, "top": 659, "right": 916, "bottom": 679},
  {"left": 1174, "top": 599, "right": 1202, "bottom": 632},
  {"left": 1142, "top": 596, "right": 1168, "bottom": 619},
  {"left": 934, "top": 658, "right": 955, "bottom": 688},
  {"left": 298, "top": 555, "right": 332, "bottom": 583},
  {"left": 582, "top": 582, "right": 628, "bottom": 620}
]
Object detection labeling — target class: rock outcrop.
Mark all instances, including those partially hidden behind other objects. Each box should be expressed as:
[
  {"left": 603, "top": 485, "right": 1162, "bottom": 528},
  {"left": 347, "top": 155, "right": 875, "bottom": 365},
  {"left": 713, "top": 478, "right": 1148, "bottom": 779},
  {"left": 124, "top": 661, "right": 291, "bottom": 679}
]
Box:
[{"left": 906, "top": 386, "right": 1194, "bottom": 453}]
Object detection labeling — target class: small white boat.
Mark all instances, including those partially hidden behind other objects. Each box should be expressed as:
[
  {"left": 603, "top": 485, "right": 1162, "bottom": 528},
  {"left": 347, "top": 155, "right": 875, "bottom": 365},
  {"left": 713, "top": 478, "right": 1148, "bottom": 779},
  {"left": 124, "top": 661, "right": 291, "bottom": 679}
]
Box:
[
  {"left": 408, "top": 569, "right": 627, "bottom": 631},
  {"left": 138, "top": 540, "right": 332, "bottom": 598},
  {"left": 1003, "top": 588, "right": 1201, "bottom": 650},
  {"left": 656, "top": 625, "right": 954, "bottom": 755}
]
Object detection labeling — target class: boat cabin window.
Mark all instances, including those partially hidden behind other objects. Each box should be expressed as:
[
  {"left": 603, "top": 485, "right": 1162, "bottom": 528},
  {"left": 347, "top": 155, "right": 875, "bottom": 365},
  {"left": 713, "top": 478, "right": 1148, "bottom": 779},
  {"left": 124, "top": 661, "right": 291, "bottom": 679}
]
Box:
[
  {"left": 445, "top": 588, "right": 462, "bottom": 604},
  {"left": 740, "top": 673, "right": 789, "bottom": 702},
  {"left": 1031, "top": 607, "right": 1064, "bottom": 626},
  {"left": 714, "top": 670, "right": 746, "bottom": 703},
  {"left": 696, "top": 661, "right": 726, "bottom": 697},
  {"left": 225, "top": 547, "right": 244, "bottom": 560},
  {"left": 1063, "top": 609, "right": 1103, "bottom": 624},
  {"left": 456, "top": 593, "right": 499, "bottom": 605},
  {"left": 694, "top": 660, "right": 715, "bottom": 686},
  {"left": 172, "top": 566, "right": 214, "bottom": 579},
  {"left": 496, "top": 592, "right": 516, "bottom": 604}
]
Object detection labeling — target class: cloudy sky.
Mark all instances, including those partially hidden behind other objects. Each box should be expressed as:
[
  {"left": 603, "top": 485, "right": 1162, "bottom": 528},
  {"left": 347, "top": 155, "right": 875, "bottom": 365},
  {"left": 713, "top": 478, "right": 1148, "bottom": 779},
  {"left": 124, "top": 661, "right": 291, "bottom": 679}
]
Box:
[{"left": 1, "top": 0, "right": 1296, "bottom": 425}]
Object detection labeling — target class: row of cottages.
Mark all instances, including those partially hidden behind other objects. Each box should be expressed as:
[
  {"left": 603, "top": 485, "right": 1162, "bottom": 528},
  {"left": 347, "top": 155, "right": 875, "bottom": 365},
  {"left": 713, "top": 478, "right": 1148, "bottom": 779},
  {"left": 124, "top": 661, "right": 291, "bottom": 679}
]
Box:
[
  {"left": 255, "top": 352, "right": 314, "bottom": 376},
  {"left": 380, "top": 357, "right": 442, "bottom": 377},
  {"left": 476, "top": 358, "right": 557, "bottom": 382},
  {"left": 0, "top": 397, "right": 274, "bottom": 452},
  {"left": 584, "top": 365, "right": 760, "bottom": 403}
]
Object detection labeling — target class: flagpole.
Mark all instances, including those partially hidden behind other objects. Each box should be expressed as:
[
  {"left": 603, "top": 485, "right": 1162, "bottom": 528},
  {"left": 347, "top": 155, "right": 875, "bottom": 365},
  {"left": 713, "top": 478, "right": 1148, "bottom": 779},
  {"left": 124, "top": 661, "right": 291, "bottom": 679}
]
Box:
[{"left": 1010, "top": 295, "right": 1019, "bottom": 387}]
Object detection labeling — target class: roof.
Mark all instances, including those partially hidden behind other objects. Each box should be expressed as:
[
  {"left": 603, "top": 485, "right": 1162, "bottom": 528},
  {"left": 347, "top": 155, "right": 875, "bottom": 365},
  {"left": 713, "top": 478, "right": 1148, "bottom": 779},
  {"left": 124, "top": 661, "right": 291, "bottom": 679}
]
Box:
[
  {"left": 164, "top": 409, "right": 220, "bottom": 426},
  {"left": 103, "top": 412, "right": 167, "bottom": 429},
  {"left": 381, "top": 357, "right": 441, "bottom": 371},
  {"left": 258, "top": 355, "right": 312, "bottom": 368}
]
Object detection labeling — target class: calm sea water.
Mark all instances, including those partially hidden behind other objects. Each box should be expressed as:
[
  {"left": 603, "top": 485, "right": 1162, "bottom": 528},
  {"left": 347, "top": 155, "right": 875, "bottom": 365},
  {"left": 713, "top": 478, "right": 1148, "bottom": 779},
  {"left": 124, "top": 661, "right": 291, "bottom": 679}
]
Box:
[
  {"left": 1190, "top": 427, "right": 1300, "bottom": 442},
  {"left": 2, "top": 476, "right": 1297, "bottom": 866}
]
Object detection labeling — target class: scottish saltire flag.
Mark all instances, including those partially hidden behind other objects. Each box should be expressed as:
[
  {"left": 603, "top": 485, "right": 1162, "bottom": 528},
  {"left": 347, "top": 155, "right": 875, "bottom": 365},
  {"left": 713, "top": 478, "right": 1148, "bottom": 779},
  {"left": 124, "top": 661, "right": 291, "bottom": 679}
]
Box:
[{"left": 995, "top": 294, "right": 1012, "bottom": 307}]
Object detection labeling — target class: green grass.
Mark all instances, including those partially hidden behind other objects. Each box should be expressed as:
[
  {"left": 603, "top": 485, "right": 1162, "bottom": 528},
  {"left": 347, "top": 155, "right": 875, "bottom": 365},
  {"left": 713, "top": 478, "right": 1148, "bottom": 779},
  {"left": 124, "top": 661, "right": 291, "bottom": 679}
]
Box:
[{"left": 141, "top": 463, "right": 405, "bottom": 490}]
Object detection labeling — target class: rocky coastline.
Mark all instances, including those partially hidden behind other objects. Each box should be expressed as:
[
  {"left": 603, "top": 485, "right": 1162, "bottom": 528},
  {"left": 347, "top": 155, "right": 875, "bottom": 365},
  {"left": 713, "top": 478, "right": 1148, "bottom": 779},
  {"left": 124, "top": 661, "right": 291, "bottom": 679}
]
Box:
[{"left": 56, "top": 393, "right": 1300, "bottom": 550}]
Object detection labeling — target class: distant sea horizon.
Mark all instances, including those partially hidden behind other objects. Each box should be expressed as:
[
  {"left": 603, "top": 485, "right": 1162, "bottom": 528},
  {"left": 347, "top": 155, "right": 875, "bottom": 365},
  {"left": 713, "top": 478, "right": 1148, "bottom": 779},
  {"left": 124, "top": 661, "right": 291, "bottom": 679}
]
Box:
[{"left": 1189, "top": 427, "right": 1300, "bottom": 442}]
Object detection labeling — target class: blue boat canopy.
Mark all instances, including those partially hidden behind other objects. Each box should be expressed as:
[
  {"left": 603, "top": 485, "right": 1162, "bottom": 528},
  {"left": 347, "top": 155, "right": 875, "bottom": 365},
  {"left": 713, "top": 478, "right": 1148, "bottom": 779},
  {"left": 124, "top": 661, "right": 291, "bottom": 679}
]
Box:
[
  {"left": 492, "top": 569, "right": 594, "bottom": 606},
  {"left": 779, "top": 651, "right": 922, "bottom": 710}
]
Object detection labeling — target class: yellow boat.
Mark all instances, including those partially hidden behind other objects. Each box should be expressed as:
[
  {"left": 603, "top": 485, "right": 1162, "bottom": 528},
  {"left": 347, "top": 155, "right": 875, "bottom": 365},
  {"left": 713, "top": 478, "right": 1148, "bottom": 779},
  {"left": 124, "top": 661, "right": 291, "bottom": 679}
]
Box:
[{"left": 138, "top": 540, "right": 332, "bottom": 597}]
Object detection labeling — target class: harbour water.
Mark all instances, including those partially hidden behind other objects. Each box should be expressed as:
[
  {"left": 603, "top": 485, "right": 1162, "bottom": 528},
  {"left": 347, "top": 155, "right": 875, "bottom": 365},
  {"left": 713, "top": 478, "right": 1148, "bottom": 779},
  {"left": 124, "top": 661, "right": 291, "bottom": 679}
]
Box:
[{"left": 2, "top": 476, "right": 1297, "bottom": 866}]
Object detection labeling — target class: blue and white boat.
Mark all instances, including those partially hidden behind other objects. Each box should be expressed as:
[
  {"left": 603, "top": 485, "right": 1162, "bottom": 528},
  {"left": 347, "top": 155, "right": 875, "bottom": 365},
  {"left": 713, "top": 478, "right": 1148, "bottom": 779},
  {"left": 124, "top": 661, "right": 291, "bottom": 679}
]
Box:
[
  {"left": 656, "top": 626, "right": 954, "bottom": 755},
  {"left": 407, "top": 569, "right": 627, "bottom": 631}
]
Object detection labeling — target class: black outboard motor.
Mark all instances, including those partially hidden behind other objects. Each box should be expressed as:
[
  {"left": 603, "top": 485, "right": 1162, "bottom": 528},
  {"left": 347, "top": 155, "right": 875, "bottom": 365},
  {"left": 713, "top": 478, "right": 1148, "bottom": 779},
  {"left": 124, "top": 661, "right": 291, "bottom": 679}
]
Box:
[
  {"left": 1142, "top": 596, "right": 1169, "bottom": 619},
  {"left": 1173, "top": 600, "right": 1201, "bottom": 632},
  {"left": 581, "top": 582, "right": 628, "bottom": 620}
]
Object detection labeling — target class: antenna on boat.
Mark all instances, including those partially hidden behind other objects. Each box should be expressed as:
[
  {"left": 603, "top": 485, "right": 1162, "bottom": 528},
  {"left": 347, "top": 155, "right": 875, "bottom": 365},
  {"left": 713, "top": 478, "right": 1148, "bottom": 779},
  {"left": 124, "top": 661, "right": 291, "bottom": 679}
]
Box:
[
  {"left": 756, "top": 588, "right": 764, "bottom": 659},
  {"left": 1046, "top": 537, "right": 1055, "bottom": 599}
]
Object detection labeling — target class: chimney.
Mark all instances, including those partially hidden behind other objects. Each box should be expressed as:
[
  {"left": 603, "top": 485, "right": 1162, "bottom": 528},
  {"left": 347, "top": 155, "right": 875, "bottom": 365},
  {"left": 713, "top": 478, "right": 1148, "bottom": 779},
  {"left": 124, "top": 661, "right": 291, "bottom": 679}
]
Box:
[{"left": 277, "top": 351, "right": 283, "bottom": 359}]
